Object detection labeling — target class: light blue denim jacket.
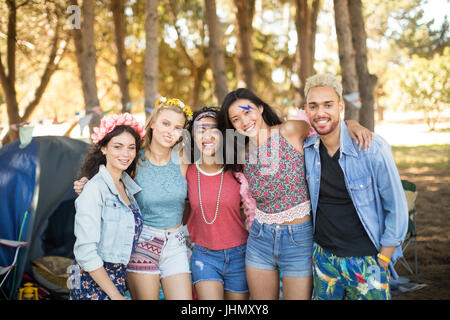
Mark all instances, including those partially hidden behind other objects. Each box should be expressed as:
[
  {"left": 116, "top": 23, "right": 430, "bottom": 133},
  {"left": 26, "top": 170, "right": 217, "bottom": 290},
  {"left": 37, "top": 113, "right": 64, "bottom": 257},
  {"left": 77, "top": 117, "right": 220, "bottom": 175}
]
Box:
[
  {"left": 73, "top": 165, "right": 142, "bottom": 272},
  {"left": 304, "top": 121, "right": 409, "bottom": 278}
]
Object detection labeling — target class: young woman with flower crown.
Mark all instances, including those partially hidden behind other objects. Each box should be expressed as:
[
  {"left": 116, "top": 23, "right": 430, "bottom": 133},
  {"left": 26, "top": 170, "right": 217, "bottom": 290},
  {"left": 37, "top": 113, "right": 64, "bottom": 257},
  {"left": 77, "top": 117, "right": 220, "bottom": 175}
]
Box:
[
  {"left": 184, "top": 107, "right": 254, "bottom": 300},
  {"left": 74, "top": 98, "right": 194, "bottom": 300},
  {"left": 69, "top": 113, "right": 145, "bottom": 300}
]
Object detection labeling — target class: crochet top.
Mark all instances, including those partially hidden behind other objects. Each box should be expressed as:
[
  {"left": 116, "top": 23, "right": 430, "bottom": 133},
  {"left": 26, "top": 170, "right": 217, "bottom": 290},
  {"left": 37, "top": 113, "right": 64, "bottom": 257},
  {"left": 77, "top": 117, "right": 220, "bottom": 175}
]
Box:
[{"left": 135, "top": 150, "right": 187, "bottom": 229}]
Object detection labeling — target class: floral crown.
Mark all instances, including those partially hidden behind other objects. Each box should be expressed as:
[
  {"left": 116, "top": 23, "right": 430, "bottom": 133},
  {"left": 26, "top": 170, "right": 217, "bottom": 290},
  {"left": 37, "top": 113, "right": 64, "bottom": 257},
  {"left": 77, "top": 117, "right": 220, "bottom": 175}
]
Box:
[
  {"left": 155, "top": 96, "right": 193, "bottom": 121},
  {"left": 91, "top": 113, "right": 146, "bottom": 144}
]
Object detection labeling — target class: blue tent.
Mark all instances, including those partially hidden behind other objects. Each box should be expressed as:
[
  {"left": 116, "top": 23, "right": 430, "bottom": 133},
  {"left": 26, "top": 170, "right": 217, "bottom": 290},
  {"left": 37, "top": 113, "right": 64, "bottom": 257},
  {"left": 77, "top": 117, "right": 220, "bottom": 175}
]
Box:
[{"left": 0, "top": 136, "right": 88, "bottom": 299}]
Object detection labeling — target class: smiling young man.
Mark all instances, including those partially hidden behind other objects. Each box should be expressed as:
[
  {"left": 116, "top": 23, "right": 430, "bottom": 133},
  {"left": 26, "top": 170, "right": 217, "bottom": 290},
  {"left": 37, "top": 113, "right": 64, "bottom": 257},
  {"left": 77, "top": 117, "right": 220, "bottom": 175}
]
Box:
[{"left": 303, "top": 74, "right": 409, "bottom": 300}]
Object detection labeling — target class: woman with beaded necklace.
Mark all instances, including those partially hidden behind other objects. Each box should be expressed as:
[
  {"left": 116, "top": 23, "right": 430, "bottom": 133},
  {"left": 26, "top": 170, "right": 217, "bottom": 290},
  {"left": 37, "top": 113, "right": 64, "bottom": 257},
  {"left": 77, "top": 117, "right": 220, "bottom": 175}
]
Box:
[{"left": 184, "top": 107, "right": 252, "bottom": 300}]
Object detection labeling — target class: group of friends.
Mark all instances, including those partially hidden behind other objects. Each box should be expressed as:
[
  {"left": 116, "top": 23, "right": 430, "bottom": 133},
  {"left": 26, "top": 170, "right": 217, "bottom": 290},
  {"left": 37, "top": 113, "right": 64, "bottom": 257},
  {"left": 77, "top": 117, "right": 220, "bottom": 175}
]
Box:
[{"left": 69, "top": 73, "right": 409, "bottom": 300}]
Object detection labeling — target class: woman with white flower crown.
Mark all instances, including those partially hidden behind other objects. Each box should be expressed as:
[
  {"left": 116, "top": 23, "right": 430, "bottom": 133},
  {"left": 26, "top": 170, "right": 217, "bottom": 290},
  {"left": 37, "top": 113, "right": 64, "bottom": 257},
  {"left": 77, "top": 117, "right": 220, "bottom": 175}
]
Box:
[{"left": 75, "top": 97, "right": 194, "bottom": 300}]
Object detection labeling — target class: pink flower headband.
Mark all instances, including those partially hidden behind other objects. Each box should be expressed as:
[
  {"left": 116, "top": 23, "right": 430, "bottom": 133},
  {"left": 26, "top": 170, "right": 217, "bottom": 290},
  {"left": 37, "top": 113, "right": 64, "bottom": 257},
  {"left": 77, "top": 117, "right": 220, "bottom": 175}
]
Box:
[{"left": 91, "top": 113, "right": 146, "bottom": 144}]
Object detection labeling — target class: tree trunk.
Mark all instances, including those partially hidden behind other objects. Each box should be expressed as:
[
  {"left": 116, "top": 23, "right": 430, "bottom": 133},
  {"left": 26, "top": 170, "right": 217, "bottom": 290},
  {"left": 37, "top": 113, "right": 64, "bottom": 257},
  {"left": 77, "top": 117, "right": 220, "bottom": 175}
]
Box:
[
  {"left": 0, "top": 0, "right": 20, "bottom": 144},
  {"left": 82, "top": 0, "right": 101, "bottom": 130},
  {"left": 294, "top": 0, "right": 321, "bottom": 104},
  {"left": 71, "top": 0, "right": 101, "bottom": 132},
  {"left": 191, "top": 65, "right": 208, "bottom": 111},
  {"left": 165, "top": 0, "right": 209, "bottom": 110},
  {"left": 310, "top": 0, "right": 320, "bottom": 68},
  {"left": 144, "top": 0, "right": 159, "bottom": 119},
  {"left": 204, "top": 0, "right": 228, "bottom": 105},
  {"left": 233, "top": 0, "right": 256, "bottom": 92},
  {"left": 347, "top": 0, "right": 377, "bottom": 130},
  {"left": 111, "top": 0, "right": 131, "bottom": 113},
  {"left": 334, "top": 0, "right": 359, "bottom": 121},
  {"left": 70, "top": 0, "right": 88, "bottom": 100},
  {"left": 0, "top": 0, "right": 67, "bottom": 145},
  {"left": 1, "top": 85, "right": 20, "bottom": 144}
]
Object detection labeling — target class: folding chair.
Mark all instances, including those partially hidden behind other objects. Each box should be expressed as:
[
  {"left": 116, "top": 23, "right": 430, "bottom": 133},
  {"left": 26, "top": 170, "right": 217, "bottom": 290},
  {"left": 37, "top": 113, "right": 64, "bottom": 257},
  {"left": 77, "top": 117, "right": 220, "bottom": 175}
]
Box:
[
  {"left": 0, "top": 239, "right": 29, "bottom": 299},
  {"left": 397, "top": 180, "right": 418, "bottom": 274}
]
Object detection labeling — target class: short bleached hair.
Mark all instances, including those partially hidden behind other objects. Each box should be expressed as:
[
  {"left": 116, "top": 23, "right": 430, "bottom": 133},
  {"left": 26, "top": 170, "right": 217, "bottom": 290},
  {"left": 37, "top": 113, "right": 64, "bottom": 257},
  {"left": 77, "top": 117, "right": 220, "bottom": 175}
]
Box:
[{"left": 304, "top": 74, "right": 343, "bottom": 101}]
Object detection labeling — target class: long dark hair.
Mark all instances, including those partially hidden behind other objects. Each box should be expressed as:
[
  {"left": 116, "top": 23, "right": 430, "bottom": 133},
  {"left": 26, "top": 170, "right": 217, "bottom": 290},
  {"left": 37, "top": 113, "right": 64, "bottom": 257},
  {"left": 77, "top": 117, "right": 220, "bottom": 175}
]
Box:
[
  {"left": 218, "top": 88, "right": 282, "bottom": 172},
  {"left": 78, "top": 125, "right": 142, "bottom": 180}
]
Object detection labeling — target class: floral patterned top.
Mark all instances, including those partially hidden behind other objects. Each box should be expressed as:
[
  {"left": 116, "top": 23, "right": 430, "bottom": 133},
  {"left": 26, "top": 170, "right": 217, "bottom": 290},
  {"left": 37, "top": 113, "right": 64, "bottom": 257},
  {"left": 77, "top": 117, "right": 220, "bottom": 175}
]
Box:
[{"left": 243, "top": 129, "right": 310, "bottom": 214}]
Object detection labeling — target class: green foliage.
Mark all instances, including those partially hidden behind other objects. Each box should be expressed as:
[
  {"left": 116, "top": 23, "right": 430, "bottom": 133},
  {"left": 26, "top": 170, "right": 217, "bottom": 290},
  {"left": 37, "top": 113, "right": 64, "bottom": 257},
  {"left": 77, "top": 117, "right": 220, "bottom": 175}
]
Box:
[
  {"left": 389, "top": 3, "right": 449, "bottom": 59},
  {"left": 365, "top": 0, "right": 449, "bottom": 59},
  {"left": 383, "top": 48, "right": 450, "bottom": 131},
  {"left": 1, "top": 0, "right": 448, "bottom": 127}
]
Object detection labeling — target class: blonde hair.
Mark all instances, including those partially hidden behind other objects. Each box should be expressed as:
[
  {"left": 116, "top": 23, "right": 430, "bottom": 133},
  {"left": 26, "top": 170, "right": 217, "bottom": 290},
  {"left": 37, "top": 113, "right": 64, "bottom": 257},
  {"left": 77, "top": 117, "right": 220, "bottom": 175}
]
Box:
[
  {"left": 304, "top": 74, "right": 343, "bottom": 101},
  {"left": 141, "top": 103, "right": 187, "bottom": 153}
]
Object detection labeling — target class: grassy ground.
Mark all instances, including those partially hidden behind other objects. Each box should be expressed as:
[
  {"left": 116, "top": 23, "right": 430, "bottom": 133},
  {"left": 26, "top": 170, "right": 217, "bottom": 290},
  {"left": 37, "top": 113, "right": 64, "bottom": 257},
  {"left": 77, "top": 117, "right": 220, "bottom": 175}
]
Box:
[
  {"left": 390, "top": 144, "right": 450, "bottom": 300},
  {"left": 392, "top": 144, "right": 450, "bottom": 170}
]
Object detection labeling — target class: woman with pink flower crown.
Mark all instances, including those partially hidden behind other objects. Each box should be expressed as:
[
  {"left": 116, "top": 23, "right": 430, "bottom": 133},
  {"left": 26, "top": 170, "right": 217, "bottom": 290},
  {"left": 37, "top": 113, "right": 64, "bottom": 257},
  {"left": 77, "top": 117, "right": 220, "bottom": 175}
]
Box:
[
  {"left": 74, "top": 98, "right": 194, "bottom": 300},
  {"left": 69, "top": 113, "right": 145, "bottom": 300}
]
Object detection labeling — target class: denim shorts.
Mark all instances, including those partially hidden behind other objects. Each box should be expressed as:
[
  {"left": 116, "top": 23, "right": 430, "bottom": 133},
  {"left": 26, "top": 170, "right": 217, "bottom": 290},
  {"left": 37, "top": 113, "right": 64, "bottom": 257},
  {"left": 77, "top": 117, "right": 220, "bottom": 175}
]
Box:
[
  {"left": 190, "top": 243, "right": 249, "bottom": 293},
  {"left": 245, "top": 219, "right": 313, "bottom": 278}
]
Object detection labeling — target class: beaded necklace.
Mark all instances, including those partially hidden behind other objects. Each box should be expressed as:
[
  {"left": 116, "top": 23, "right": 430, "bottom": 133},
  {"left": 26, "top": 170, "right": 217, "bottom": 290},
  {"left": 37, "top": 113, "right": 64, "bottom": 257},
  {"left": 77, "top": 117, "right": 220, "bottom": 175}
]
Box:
[{"left": 196, "top": 162, "right": 224, "bottom": 225}]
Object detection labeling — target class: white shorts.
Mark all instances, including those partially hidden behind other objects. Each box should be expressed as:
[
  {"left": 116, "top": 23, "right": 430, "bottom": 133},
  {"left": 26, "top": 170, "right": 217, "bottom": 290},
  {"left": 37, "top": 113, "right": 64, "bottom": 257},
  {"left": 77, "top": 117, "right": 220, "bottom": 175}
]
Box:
[{"left": 127, "top": 224, "right": 191, "bottom": 278}]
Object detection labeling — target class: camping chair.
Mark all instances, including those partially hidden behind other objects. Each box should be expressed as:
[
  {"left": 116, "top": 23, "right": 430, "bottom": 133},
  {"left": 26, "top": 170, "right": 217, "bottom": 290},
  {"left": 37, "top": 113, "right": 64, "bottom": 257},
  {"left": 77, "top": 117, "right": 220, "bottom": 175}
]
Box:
[
  {"left": 396, "top": 180, "right": 418, "bottom": 274},
  {"left": 0, "top": 239, "right": 28, "bottom": 299}
]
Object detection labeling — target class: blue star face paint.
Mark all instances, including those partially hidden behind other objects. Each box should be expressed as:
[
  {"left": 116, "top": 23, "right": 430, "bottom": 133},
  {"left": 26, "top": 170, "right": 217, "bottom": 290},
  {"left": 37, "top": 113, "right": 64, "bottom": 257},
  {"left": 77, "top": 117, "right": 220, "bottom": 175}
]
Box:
[{"left": 238, "top": 104, "right": 254, "bottom": 111}]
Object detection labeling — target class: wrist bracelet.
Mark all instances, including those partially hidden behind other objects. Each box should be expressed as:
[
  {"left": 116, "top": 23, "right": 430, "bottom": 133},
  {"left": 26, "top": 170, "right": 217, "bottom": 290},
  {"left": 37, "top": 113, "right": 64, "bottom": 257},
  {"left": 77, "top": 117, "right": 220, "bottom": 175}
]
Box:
[{"left": 377, "top": 253, "right": 390, "bottom": 264}]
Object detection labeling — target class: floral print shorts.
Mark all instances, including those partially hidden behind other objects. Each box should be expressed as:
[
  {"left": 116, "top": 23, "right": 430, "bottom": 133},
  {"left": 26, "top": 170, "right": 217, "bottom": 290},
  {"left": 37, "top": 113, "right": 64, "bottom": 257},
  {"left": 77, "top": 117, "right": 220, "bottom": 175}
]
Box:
[{"left": 312, "top": 243, "right": 391, "bottom": 300}]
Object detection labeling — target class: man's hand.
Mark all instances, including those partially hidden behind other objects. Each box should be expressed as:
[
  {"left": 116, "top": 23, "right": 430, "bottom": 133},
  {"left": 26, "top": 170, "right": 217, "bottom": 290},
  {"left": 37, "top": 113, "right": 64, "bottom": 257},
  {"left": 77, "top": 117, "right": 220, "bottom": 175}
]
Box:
[
  {"left": 377, "top": 246, "right": 395, "bottom": 271},
  {"left": 346, "top": 120, "right": 373, "bottom": 151},
  {"left": 73, "top": 177, "right": 89, "bottom": 195}
]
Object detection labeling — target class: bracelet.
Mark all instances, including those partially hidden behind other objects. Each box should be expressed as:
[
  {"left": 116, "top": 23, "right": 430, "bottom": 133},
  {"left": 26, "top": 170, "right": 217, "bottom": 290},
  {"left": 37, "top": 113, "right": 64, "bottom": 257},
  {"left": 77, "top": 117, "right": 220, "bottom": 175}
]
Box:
[{"left": 377, "top": 253, "right": 390, "bottom": 264}]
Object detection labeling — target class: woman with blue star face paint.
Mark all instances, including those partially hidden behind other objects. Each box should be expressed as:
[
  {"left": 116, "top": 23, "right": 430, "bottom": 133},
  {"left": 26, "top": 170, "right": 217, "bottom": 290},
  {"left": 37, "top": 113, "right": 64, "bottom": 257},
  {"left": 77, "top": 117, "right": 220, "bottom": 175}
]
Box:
[{"left": 218, "top": 88, "right": 372, "bottom": 300}]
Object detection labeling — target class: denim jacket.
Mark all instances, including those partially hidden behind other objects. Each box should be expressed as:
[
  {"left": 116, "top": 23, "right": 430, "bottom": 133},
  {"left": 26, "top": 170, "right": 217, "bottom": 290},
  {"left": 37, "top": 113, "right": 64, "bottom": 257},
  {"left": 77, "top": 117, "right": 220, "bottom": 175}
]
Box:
[
  {"left": 73, "top": 165, "right": 141, "bottom": 272},
  {"left": 304, "top": 121, "right": 409, "bottom": 278}
]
